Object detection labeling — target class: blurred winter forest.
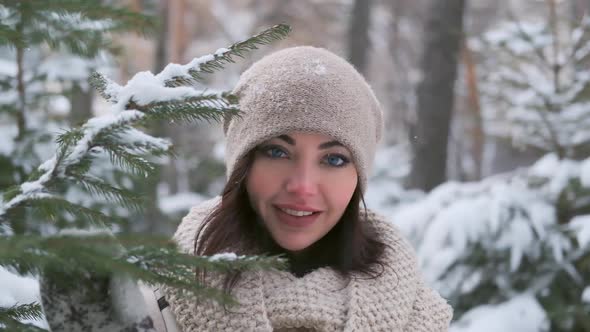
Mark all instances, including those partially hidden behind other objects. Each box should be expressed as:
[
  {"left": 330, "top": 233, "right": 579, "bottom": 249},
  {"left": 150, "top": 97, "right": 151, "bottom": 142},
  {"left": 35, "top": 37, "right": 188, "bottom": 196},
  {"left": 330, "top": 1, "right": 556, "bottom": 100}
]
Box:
[{"left": 1, "top": 0, "right": 590, "bottom": 331}]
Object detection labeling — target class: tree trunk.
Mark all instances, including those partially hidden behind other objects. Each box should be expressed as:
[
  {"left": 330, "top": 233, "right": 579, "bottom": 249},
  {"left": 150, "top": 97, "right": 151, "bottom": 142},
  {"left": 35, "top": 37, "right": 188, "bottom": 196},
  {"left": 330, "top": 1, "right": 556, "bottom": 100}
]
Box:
[
  {"left": 461, "top": 40, "right": 483, "bottom": 180},
  {"left": 160, "top": 0, "right": 189, "bottom": 196},
  {"left": 141, "top": 0, "right": 171, "bottom": 235},
  {"left": 407, "top": 0, "right": 467, "bottom": 191},
  {"left": 16, "top": 44, "right": 26, "bottom": 141},
  {"left": 169, "top": 0, "right": 188, "bottom": 64},
  {"left": 569, "top": 0, "right": 590, "bottom": 26},
  {"left": 385, "top": 0, "right": 410, "bottom": 145},
  {"left": 153, "top": 0, "right": 168, "bottom": 75},
  {"left": 69, "top": 84, "right": 93, "bottom": 126},
  {"left": 347, "top": 0, "right": 372, "bottom": 75}
]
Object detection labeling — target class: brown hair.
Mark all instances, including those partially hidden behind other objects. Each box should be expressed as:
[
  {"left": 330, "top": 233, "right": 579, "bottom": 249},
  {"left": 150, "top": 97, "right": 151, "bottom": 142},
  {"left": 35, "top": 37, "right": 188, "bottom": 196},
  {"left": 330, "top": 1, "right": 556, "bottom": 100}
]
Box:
[{"left": 194, "top": 149, "right": 387, "bottom": 294}]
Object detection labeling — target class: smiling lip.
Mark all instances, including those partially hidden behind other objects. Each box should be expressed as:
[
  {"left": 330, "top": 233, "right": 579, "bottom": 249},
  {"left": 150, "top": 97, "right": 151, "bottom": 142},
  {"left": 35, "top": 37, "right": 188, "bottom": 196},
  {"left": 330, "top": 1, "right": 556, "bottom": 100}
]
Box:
[
  {"left": 273, "top": 204, "right": 322, "bottom": 228},
  {"left": 274, "top": 204, "right": 321, "bottom": 212}
]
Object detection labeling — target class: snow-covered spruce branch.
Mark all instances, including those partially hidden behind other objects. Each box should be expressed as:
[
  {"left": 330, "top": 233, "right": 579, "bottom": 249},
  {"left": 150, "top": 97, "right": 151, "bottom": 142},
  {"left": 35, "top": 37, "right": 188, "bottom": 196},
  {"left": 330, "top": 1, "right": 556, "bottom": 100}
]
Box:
[
  {"left": 0, "top": 111, "right": 151, "bottom": 234},
  {"left": 560, "top": 17, "right": 590, "bottom": 67},
  {"left": 483, "top": 26, "right": 547, "bottom": 72},
  {"left": 489, "top": 65, "right": 590, "bottom": 154},
  {"left": 163, "top": 23, "right": 290, "bottom": 87},
  {"left": 0, "top": 302, "right": 45, "bottom": 331},
  {"left": 505, "top": 11, "right": 551, "bottom": 68},
  {"left": 0, "top": 233, "right": 286, "bottom": 304},
  {"left": 0, "top": 46, "right": 245, "bottom": 234},
  {"left": 91, "top": 24, "right": 291, "bottom": 103},
  {"left": 480, "top": 17, "right": 590, "bottom": 158},
  {"left": 0, "top": 2, "right": 156, "bottom": 68}
]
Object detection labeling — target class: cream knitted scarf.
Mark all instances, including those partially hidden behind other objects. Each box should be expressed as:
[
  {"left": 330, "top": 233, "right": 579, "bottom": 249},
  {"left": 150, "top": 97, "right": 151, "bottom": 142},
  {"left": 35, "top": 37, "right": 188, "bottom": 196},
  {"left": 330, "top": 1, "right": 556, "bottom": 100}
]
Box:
[{"left": 165, "top": 198, "right": 452, "bottom": 331}]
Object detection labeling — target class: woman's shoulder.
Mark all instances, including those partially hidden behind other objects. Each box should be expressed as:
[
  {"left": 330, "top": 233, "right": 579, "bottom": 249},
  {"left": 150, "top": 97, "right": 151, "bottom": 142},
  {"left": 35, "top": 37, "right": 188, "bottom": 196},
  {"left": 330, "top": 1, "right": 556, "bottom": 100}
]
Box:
[
  {"left": 364, "top": 208, "right": 428, "bottom": 282},
  {"left": 364, "top": 209, "right": 453, "bottom": 328},
  {"left": 365, "top": 208, "right": 418, "bottom": 261},
  {"left": 172, "top": 196, "right": 221, "bottom": 253}
]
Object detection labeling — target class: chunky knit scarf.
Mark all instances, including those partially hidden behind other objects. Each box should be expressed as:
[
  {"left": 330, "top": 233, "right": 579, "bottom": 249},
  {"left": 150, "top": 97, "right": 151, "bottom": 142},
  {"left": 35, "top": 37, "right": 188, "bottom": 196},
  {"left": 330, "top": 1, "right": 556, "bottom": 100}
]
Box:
[{"left": 165, "top": 198, "right": 452, "bottom": 331}]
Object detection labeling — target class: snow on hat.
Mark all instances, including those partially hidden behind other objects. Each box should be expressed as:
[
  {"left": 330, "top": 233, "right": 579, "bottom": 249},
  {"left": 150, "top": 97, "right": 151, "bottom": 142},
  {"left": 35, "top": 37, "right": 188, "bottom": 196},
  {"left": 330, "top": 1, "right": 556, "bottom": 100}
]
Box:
[{"left": 224, "top": 46, "right": 384, "bottom": 192}]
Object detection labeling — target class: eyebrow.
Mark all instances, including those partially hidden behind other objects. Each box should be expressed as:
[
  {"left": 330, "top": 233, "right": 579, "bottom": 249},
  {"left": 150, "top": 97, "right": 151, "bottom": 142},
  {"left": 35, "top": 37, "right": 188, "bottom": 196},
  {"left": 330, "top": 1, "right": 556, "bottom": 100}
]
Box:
[{"left": 277, "top": 135, "right": 344, "bottom": 150}]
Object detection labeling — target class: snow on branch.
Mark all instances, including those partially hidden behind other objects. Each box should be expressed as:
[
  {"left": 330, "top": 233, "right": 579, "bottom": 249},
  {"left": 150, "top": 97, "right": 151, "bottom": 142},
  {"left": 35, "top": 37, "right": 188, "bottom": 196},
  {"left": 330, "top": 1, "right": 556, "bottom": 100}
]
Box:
[
  {"left": 0, "top": 24, "right": 294, "bottom": 234},
  {"left": 0, "top": 45, "right": 245, "bottom": 233},
  {"left": 161, "top": 23, "right": 290, "bottom": 86},
  {"left": 0, "top": 46, "right": 242, "bottom": 225},
  {"left": 480, "top": 16, "right": 590, "bottom": 158},
  {"left": 409, "top": 155, "right": 587, "bottom": 286},
  {"left": 0, "top": 302, "right": 44, "bottom": 325},
  {"left": 91, "top": 24, "right": 290, "bottom": 104}
]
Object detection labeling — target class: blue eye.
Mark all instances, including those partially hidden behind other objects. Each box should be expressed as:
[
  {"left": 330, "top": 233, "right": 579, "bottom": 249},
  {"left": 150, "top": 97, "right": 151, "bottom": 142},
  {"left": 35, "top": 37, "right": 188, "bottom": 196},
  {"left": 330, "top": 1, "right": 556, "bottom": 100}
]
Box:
[
  {"left": 324, "top": 154, "right": 349, "bottom": 167},
  {"left": 262, "top": 146, "right": 288, "bottom": 159}
]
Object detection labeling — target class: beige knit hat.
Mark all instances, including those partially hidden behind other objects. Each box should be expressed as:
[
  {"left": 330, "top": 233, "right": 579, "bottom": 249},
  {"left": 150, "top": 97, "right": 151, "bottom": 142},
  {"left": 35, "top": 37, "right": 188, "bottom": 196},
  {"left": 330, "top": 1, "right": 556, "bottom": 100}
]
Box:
[{"left": 224, "top": 46, "right": 383, "bottom": 192}]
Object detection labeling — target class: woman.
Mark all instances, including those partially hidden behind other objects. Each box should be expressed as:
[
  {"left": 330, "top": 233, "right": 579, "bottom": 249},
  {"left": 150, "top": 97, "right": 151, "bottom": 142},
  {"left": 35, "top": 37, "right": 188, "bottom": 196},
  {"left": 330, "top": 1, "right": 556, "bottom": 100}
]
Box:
[{"left": 146, "top": 46, "right": 453, "bottom": 331}]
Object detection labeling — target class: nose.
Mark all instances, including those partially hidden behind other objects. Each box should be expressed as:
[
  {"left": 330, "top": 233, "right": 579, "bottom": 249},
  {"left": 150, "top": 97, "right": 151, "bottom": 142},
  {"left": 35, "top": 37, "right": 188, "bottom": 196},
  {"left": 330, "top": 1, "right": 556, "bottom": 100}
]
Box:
[{"left": 284, "top": 161, "right": 318, "bottom": 197}]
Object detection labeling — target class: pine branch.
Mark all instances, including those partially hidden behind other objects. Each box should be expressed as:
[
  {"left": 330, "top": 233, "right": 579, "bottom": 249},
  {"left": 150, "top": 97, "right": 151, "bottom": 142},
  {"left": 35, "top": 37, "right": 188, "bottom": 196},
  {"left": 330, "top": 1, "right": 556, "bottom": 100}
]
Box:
[
  {"left": 0, "top": 22, "right": 25, "bottom": 48},
  {"left": 0, "top": 234, "right": 286, "bottom": 305},
  {"left": 2, "top": 185, "right": 22, "bottom": 204},
  {"left": 1, "top": 0, "right": 155, "bottom": 57},
  {"left": 27, "top": 25, "right": 111, "bottom": 58},
  {"left": 0, "top": 191, "right": 54, "bottom": 227},
  {"left": 0, "top": 321, "right": 47, "bottom": 332},
  {"left": 62, "top": 154, "right": 95, "bottom": 178},
  {"left": 102, "top": 144, "right": 157, "bottom": 178},
  {"left": 0, "top": 239, "right": 52, "bottom": 276},
  {"left": 0, "top": 90, "right": 232, "bottom": 228},
  {"left": 505, "top": 10, "right": 552, "bottom": 68},
  {"left": 89, "top": 139, "right": 170, "bottom": 162},
  {"left": 75, "top": 175, "right": 144, "bottom": 212},
  {"left": 564, "top": 19, "right": 590, "bottom": 67},
  {"left": 164, "top": 24, "right": 291, "bottom": 87},
  {"left": 0, "top": 233, "right": 128, "bottom": 277},
  {"left": 30, "top": 196, "right": 116, "bottom": 228},
  {"left": 90, "top": 24, "right": 290, "bottom": 106},
  {"left": 0, "top": 319, "right": 47, "bottom": 332},
  {"left": 54, "top": 128, "right": 84, "bottom": 150},
  {"left": 0, "top": 303, "right": 43, "bottom": 322},
  {"left": 122, "top": 243, "right": 287, "bottom": 274},
  {"left": 88, "top": 71, "right": 121, "bottom": 103},
  {"left": 135, "top": 92, "right": 240, "bottom": 124},
  {"left": 96, "top": 127, "right": 172, "bottom": 156},
  {"left": 27, "top": 0, "right": 157, "bottom": 35},
  {"left": 58, "top": 110, "right": 146, "bottom": 168}
]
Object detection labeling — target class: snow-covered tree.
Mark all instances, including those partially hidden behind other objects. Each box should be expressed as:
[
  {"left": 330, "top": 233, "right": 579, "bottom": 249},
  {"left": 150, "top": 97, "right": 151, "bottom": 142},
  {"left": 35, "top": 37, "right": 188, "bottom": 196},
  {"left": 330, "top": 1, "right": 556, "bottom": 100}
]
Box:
[
  {"left": 0, "top": 6, "right": 290, "bottom": 328},
  {"left": 432, "top": 8, "right": 590, "bottom": 329},
  {"left": 0, "top": 0, "right": 162, "bottom": 237},
  {"left": 479, "top": 10, "right": 590, "bottom": 160},
  {"left": 391, "top": 154, "right": 590, "bottom": 331},
  {"left": 375, "top": 10, "right": 590, "bottom": 325}
]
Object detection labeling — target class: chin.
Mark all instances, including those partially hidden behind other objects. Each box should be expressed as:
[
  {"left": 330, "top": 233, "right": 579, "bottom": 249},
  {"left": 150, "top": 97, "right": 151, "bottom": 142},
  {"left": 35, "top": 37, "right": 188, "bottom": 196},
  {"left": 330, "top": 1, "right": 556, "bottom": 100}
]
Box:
[{"left": 275, "top": 238, "right": 314, "bottom": 253}]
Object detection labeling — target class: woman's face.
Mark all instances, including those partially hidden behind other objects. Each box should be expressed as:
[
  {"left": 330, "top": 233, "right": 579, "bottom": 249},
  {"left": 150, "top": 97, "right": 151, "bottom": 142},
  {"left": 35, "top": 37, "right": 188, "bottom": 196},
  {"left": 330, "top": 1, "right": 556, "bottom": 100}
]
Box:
[{"left": 246, "top": 131, "right": 358, "bottom": 254}]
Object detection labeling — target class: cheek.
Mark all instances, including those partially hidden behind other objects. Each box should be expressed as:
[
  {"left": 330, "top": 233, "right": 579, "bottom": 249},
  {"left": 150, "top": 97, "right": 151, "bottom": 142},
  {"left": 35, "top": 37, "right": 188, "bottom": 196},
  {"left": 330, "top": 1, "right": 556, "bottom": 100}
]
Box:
[
  {"left": 246, "top": 159, "right": 282, "bottom": 206},
  {"left": 323, "top": 169, "right": 358, "bottom": 214}
]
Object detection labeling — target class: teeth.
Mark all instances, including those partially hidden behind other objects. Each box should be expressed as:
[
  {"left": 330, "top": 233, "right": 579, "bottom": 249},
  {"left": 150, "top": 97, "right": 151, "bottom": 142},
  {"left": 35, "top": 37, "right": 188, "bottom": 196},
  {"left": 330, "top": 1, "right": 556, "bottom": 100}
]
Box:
[{"left": 280, "top": 208, "right": 314, "bottom": 217}]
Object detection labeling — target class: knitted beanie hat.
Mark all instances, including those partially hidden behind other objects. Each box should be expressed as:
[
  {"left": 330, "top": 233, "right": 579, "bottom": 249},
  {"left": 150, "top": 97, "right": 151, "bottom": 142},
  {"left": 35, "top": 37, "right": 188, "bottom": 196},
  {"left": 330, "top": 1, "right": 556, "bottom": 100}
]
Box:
[{"left": 224, "top": 46, "right": 384, "bottom": 192}]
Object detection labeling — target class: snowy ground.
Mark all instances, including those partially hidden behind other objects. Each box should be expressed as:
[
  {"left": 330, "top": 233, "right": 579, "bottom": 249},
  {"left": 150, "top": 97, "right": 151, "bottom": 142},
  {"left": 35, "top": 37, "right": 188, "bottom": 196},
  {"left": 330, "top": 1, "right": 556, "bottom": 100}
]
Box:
[{"left": 448, "top": 295, "right": 548, "bottom": 332}]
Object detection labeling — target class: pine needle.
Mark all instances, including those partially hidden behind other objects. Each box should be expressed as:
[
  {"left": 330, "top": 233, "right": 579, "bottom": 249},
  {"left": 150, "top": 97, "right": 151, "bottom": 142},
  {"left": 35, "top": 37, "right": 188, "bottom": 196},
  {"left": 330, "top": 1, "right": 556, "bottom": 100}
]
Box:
[
  {"left": 165, "top": 24, "right": 291, "bottom": 86},
  {"left": 0, "top": 303, "right": 43, "bottom": 322}
]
